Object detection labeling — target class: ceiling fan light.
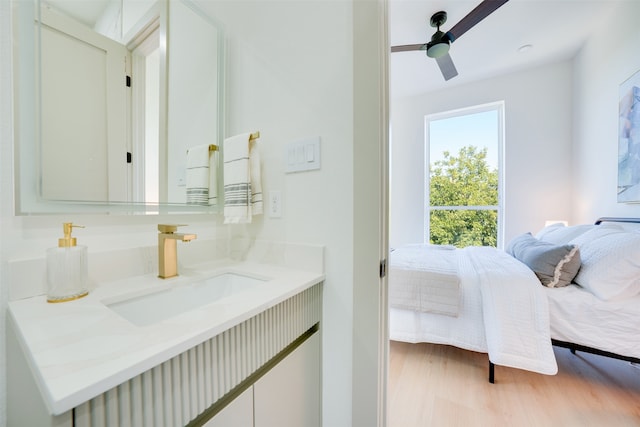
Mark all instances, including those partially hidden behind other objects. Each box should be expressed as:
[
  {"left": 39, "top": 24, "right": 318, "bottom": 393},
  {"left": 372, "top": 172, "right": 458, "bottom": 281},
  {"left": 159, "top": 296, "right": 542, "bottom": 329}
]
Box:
[{"left": 426, "top": 41, "right": 450, "bottom": 58}]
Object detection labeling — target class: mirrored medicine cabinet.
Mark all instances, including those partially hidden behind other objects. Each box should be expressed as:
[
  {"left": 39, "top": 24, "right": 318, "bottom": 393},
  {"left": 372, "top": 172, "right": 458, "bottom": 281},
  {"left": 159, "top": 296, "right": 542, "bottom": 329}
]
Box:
[{"left": 13, "top": 0, "right": 225, "bottom": 214}]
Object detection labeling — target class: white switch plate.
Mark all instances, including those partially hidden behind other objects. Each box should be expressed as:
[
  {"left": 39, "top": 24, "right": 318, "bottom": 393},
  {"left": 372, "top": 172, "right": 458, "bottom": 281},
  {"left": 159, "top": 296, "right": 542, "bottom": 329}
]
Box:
[
  {"left": 285, "top": 137, "right": 320, "bottom": 173},
  {"left": 269, "top": 190, "right": 282, "bottom": 218}
]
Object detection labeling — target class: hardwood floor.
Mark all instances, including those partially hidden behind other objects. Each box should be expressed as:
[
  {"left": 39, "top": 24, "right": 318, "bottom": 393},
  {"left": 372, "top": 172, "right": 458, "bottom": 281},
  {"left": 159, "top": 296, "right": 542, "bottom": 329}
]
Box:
[{"left": 388, "top": 341, "right": 640, "bottom": 426}]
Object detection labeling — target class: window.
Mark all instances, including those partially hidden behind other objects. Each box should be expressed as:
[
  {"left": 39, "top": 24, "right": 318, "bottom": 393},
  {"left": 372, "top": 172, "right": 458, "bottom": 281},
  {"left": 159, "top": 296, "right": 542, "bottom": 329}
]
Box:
[{"left": 425, "top": 102, "right": 504, "bottom": 248}]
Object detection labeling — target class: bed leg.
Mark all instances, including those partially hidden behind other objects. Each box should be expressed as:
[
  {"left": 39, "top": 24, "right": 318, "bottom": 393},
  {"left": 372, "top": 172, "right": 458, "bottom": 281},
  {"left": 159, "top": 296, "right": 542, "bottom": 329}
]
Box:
[{"left": 489, "top": 361, "right": 495, "bottom": 384}]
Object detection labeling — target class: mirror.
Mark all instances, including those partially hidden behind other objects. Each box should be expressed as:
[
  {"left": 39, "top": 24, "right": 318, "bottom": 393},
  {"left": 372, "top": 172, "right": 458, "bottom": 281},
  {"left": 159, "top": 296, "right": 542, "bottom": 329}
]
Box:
[{"left": 14, "top": 0, "right": 225, "bottom": 214}]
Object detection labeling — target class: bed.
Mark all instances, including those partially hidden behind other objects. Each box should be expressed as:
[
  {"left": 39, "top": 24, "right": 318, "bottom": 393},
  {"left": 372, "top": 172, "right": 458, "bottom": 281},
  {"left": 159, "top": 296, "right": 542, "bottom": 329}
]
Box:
[{"left": 389, "top": 217, "right": 640, "bottom": 382}]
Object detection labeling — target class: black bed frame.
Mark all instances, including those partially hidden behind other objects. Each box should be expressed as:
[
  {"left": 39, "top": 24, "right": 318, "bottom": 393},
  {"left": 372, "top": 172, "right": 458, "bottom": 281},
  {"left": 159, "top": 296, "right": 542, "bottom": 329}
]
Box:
[{"left": 487, "top": 217, "right": 640, "bottom": 384}]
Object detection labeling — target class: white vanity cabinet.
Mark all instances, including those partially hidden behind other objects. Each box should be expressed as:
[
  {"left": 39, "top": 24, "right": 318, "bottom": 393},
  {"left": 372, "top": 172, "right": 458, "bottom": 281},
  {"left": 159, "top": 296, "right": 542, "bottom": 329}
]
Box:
[
  {"left": 205, "top": 332, "right": 320, "bottom": 427},
  {"left": 8, "top": 280, "right": 323, "bottom": 427}
]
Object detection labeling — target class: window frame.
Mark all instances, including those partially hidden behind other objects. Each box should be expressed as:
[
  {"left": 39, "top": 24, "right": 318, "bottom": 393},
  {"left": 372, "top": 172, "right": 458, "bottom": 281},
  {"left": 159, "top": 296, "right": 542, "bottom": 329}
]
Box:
[{"left": 424, "top": 101, "right": 505, "bottom": 248}]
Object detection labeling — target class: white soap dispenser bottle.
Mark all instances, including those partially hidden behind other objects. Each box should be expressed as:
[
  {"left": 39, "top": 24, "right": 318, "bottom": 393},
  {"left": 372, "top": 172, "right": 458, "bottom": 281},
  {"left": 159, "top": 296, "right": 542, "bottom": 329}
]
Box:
[{"left": 46, "top": 223, "right": 89, "bottom": 303}]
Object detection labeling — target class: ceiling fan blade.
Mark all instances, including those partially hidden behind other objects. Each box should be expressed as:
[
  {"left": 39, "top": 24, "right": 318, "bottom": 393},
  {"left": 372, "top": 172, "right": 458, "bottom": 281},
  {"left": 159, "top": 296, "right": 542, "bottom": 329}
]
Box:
[
  {"left": 390, "top": 43, "right": 426, "bottom": 53},
  {"left": 435, "top": 53, "right": 458, "bottom": 81},
  {"left": 447, "top": 0, "right": 509, "bottom": 42}
]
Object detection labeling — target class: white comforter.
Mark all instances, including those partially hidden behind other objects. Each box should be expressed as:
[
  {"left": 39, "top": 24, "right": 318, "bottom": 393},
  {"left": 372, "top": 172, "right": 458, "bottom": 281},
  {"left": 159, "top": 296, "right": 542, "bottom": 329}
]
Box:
[
  {"left": 390, "top": 246, "right": 558, "bottom": 375},
  {"left": 389, "top": 245, "right": 460, "bottom": 317}
]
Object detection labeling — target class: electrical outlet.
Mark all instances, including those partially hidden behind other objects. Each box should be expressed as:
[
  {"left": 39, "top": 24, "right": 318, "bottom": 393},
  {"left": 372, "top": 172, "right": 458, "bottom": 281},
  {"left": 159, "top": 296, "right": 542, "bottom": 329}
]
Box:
[{"left": 269, "top": 190, "right": 282, "bottom": 218}]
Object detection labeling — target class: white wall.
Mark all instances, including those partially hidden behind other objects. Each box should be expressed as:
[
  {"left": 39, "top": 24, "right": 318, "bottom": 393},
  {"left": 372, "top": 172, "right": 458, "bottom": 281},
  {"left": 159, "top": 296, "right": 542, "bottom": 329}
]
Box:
[
  {"left": 0, "top": 1, "right": 11, "bottom": 423},
  {"left": 196, "top": 1, "right": 384, "bottom": 425},
  {"left": 572, "top": 0, "right": 640, "bottom": 223},
  {"left": 167, "top": 0, "right": 221, "bottom": 203},
  {"left": 390, "top": 60, "right": 574, "bottom": 248}
]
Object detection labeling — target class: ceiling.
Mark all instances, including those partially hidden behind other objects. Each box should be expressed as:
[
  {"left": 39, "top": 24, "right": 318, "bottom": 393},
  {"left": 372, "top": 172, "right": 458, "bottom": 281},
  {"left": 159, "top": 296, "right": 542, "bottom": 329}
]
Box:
[
  {"left": 389, "top": 0, "right": 616, "bottom": 98},
  {"left": 47, "top": 0, "right": 615, "bottom": 100}
]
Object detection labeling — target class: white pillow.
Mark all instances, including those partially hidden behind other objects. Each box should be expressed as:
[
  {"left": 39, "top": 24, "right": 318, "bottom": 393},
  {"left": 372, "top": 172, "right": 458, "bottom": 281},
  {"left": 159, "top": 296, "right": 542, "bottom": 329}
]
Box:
[
  {"left": 536, "top": 224, "right": 596, "bottom": 245},
  {"left": 569, "top": 225, "right": 626, "bottom": 245},
  {"left": 535, "top": 222, "right": 564, "bottom": 239},
  {"left": 569, "top": 227, "right": 640, "bottom": 301}
]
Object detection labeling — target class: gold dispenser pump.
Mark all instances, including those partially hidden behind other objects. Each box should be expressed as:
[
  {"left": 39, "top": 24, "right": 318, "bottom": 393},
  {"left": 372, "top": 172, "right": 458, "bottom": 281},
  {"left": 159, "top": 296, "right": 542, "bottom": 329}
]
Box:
[
  {"left": 58, "top": 222, "right": 84, "bottom": 247},
  {"left": 46, "top": 223, "right": 89, "bottom": 303}
]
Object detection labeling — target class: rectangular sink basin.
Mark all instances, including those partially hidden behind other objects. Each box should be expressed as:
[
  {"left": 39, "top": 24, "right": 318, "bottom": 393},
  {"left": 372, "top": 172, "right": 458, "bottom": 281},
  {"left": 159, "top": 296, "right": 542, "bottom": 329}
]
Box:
[{"left": 106, "top": 272, "right": 267, "bottom": 326}]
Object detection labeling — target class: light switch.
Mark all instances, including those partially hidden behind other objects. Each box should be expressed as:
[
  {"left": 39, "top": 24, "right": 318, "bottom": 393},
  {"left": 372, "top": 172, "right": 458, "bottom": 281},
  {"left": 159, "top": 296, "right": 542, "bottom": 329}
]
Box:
[
  {"left": 306, "top": 144, "right": 315, "bottom": 162},
  {"left": 285, "top": 137, "right": 321, "bottom": 173}
]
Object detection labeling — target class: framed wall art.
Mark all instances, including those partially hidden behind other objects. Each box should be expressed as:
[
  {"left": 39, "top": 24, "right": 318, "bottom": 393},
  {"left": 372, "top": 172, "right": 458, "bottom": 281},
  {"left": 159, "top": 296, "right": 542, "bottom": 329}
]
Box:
[{"left": 618, "top": 69, "right": 640, "bottom": 203}]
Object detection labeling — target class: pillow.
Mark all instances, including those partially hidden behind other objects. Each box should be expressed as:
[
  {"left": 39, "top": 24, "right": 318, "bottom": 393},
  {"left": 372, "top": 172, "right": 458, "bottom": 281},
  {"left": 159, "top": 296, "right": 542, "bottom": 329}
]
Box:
[
  {"left": 506, "top": 233, "right": 581, "bottom": 288},
  {"left": 534, "top": 222, "right": 565, "bottom": 239},
  {"left": 568, "top": 224, "right": 626, "bottom": 245},
  {"left": 569, "top": 227, "right": 640, "bottom": 301},
  {"left": 535, "top": 223, "right": 595, "bottom": 245}
]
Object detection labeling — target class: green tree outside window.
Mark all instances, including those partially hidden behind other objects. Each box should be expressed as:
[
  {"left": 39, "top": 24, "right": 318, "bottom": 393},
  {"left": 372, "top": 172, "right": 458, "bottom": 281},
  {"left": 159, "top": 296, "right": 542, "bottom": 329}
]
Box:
[{"left": 429, "top": 145, "right": 498, "bottom": 247}]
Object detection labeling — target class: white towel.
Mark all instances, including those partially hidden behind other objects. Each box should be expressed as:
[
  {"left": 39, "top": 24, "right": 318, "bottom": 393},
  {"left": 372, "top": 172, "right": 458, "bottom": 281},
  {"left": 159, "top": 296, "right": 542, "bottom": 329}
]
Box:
[
  {"left": 223, "top": 133, "right": 263, "bottom": 223},
  {"left": 249, "top": 139, "right": 263, "bottom": 215},
  {"left": 186, "top": 145, "right": 218, "bottom": 206},
  {"left": 209, "top": 150, "right": 219, "bottom": 205}
]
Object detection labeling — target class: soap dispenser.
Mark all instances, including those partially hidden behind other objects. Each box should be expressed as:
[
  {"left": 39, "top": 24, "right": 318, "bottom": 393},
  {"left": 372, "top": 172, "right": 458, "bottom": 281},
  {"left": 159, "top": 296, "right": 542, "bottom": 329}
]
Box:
[{"left": 46, "top": 223, "right": 89, "bottom": 303}]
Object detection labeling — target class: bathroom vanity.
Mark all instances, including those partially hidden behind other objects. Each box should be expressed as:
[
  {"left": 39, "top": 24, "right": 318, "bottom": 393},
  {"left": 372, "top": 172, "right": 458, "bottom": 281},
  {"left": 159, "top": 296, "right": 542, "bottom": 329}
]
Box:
[{"left": 8, "top": 261, "right": 323, "bottom": 427}]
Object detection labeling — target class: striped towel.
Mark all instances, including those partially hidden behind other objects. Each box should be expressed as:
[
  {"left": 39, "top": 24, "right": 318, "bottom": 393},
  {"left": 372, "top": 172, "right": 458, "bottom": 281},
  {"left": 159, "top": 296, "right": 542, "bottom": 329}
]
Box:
[
  {"left": 223, "top": 133, "right": 263, "bottom": 223},
  {"left": 186, "top": 145, "right": 218, "bottom": 206}
]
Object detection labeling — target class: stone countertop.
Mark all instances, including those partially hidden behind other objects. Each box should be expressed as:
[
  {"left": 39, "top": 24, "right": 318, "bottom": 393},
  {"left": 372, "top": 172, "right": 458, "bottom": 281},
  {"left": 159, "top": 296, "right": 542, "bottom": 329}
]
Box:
[{"left": 8, "top": 259, "right": 324, "bottom": 415}]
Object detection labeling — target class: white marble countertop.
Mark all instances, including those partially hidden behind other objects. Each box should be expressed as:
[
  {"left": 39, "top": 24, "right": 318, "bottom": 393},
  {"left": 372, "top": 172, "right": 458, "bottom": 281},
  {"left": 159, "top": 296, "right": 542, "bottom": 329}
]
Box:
[{"left": 8, "top": 259, "right": 324, "bottom": 415}]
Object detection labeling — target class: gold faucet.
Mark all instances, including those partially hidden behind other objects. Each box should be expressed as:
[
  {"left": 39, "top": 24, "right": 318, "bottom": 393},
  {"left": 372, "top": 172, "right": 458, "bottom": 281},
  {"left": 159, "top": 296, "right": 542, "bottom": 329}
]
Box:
[{"left": 158, "top": 224, "right": 197, "bottom": 279}]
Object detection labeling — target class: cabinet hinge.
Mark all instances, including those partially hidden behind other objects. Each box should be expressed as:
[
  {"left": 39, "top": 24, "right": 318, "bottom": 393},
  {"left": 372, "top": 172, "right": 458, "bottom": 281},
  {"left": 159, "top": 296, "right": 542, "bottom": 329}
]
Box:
[{"left": 379, "top": 259, "right": 387, "bottom": 278}]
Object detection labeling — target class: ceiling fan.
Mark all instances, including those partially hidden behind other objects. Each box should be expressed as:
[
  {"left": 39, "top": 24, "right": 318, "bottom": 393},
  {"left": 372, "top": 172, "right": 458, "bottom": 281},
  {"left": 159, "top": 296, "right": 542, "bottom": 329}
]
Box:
[{"left": 391, "top": 0, "right": 510, "bottom": 81}]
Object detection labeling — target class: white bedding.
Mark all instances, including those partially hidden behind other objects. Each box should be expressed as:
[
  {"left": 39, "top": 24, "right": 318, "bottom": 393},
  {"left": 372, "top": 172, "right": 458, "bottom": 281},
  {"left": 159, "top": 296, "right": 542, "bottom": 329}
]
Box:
[
  {"left": 389, "top": 245, "right": 460, "bottom": 317},
  {"left": 390, "top": 246, "right": 558, "bottom": 375},
  {"left": 546, "top": 284, "right": 640, "bottom": 358}
]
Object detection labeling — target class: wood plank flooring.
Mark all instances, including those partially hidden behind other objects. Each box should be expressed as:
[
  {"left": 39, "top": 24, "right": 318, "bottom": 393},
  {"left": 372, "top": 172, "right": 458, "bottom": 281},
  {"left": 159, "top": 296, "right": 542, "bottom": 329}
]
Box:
[{"left": 388, "top": 341, "right": 640, "bottom": 426}]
